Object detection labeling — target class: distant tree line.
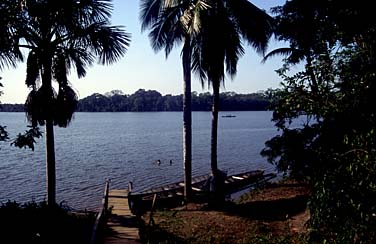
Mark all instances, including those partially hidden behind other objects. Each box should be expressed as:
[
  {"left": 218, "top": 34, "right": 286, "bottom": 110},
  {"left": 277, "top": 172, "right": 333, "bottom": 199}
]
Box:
[
  {"left": 0, "top": 89, "right": 278, "bottom": 112},
  {"left": 0, "top": 103, "right": 24, "bottom": 112}
]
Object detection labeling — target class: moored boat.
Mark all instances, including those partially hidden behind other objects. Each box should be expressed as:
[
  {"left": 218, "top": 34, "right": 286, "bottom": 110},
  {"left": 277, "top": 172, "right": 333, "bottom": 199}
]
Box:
[{"left": 128, "top": 170, "right": 276, "bottom": 214}]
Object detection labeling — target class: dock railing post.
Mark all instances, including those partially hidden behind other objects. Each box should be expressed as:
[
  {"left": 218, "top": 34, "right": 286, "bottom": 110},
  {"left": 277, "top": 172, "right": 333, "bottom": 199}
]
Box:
[
  {"left": 90, "top": 179, "right": 111, "bottom": 244},
  {"left": 148, "top": 194, "right": 158, "bottom": 226},
  {"left": 103, "top": 179, "right": 110, "bottom": 211}
]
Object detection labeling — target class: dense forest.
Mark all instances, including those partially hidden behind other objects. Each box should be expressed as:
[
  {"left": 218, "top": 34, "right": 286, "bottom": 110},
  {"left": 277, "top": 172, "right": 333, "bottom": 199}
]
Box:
[{"left": 0, "top": 89, "right": 275, "bottom": 112}]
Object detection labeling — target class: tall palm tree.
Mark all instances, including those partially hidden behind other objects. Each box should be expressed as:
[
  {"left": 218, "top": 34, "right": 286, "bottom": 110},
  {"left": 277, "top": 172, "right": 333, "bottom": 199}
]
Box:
[
  {"left": 6, "top": 0, "right": 130, "bottom": 205},
  {"left": 192, "top": 0, "right": 273, "bottom": 189},
  {"left": 140, "top": 0, "right": 209, "bottom": 200}
]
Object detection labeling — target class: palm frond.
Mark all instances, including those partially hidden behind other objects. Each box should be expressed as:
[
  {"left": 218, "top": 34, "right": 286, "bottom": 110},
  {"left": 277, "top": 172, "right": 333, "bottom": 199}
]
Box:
[
  {"left": 141, "top": 0, "right": 196, "bottom": 57},
  {"left": 262, "top": 47, "right": 305, "bottom": 64},
  {"left": 25, "top": 85, "right": 57, "bottom": 126},
  {"left": 25, "top": 90, "right": 38, "bottom": 126},
  {"left": 222, "top": 10, "right": 244, "bottom": 79},
  {"left": 25, "top": 51, "right": 40, "bottom": 88},
  {"left": 99, "top": 25, "right": 130, "bottom": 65},
  {"left": 287, "top": 49, "right": 306, "bottom": 64},
  {"left": 163, "top": 0, "right": 182, "bottom": 8},
  {"left": 191, "top": 38, "right": 207, "bottom": 86},
  {"left": 180, "top": 8, "right": 193, "bottom": 32},
  {"left": 226, "top": 0, "right": 274, "bottom": 55},
  {"left": 189, "top": 0, "right": 211, "bottom": 35},
  {"left": 140, "top": 0, "right": 164, "bottom": 31},
  {"left": 179, "top": 0, "right": 210, "bottom": 35},
  {"left": 19, "top": 24, "right": 42, "bottom": 48},
  {"left": 53, "top": 51, "right": 68, "bottom": 86},
  {"left": 48, "top": 0, "right": 113, "bottom": 30},
  {"left": 0, "top": 51, "right": 20, "bottom": 70},
  {"left": 148, "top": 5, "right": 184, "bottom": 54},
  {"left": 0, "top": 31, "right": 23, "bottom": 69},
  {"left": 262, "top": 47, "right": 294, "bottom": 63},
  {"left": 164, "top": 21, "right": 185, "bottom": 57},
  {"left": 85, "top": 23, "right": 130, "bottom": 65},
  {"left": 1, "top": 0, "right": 25, "bottom": 70},
  {"left": 55, "top": 84, "right": 78, "bottom": 127},
  {"left": 195, "top": 0, "right": 211, "bottom": 10},
  {"left": 191, "top": 1, "right": 243, "bottom": 86},
  {"left": 80, "top": 0, "right": 113, "bottom": 24},
  {"left": 65, "top": 47, "right": 95, "bottom": 78}
]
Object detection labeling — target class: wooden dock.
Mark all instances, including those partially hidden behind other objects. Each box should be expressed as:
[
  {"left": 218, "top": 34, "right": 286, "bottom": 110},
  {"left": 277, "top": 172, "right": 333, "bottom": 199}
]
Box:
[{"left": 103, "top": 189, "right": 141, "bottom": 244}]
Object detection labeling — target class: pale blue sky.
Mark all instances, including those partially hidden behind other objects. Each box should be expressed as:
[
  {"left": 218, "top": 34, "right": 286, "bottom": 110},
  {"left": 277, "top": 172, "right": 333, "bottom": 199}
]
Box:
[{"left": 1, "top": 0, "right": 287, "bottom": 103}]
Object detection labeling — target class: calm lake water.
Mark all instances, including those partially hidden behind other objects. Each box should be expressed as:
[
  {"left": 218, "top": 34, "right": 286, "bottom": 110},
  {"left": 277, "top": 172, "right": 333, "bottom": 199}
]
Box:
[{"left": 0, "top": 111, "right": 277, "bottom": 210}]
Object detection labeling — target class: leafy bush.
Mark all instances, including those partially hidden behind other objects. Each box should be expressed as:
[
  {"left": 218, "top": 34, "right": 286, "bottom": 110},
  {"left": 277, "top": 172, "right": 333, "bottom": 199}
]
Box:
[
  {"left": 0, "top": 201, "right": 95, "bottom": 244},
  {"left": 261, "top": 0, "right": 376, "bottom": 242}
]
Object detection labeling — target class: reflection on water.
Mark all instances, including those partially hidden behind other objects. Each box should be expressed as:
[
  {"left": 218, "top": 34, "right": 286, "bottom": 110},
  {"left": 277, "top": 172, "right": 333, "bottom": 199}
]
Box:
[{"left": 0, "top": 111, "right": 277, "bottom": 210}]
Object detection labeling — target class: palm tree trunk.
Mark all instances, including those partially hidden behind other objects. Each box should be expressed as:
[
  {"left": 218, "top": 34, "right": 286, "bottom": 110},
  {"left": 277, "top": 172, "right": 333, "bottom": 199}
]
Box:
[
  {"left": 182, "top": 37, "right": 192, "bottom": 200},
  {"left": 42, "top": 54, "right": 56, "bottom": 206},
  {"left": 45, "top": 119, "right": 56, "bottom": 206},
  {"left": 211, "top": 81, "right": 220, "bottom": 175}
]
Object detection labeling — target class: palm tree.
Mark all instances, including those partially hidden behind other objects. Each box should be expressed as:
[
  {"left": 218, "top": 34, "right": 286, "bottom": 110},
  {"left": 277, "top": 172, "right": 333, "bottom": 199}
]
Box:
[
  {"left": 191, "top": 0, "right": 273, "bottom": 190},
  {"left": 262, "top": 2, "right": 331, "bottom": 95},
  {"left": 140, "top": 0, "right": 209, "bottom": 200},
  {"left": 7, "top": 0, "right": 130, "bottom": 205}
]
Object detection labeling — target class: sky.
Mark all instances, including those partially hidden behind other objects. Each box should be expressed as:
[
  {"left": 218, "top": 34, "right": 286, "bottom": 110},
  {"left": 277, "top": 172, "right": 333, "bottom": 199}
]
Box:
[{"left": 0, "top": 0, "right": 288, "bottom": 104}]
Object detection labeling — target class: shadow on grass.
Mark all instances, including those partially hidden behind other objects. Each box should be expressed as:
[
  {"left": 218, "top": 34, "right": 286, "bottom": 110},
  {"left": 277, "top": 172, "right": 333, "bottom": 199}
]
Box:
[
  {"left": 139, "top": 221, "right": 185, "bottom": 244},
  {"left": 222, "top": 194, "right": 309, "bottom": 221}
]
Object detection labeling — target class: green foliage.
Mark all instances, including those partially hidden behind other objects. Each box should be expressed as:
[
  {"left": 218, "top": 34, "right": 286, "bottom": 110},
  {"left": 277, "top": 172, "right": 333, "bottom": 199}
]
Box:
[
  {"left": 309, "top": 140, "right": 376, "bottom": 243},
  {"left": 262, "top": 0, "right": 376, "bottom": 243},
  {"left": 0, "top": 200, "right": 95, "bottom": 244},
  {"left": 0, "top": 125, "right": 9, "bottom": 142},
  {"left": 1, "top": 79, "right": 40, "bottom": 151},
  {"left": 11, "top": 126, "right": 42, "bottom": 151}
]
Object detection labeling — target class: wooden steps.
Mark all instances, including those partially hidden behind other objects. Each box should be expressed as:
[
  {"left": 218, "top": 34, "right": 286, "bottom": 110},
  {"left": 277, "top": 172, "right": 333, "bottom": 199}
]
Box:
[{"left": 103, "top": 189, "right": 141, "bottom": 244}]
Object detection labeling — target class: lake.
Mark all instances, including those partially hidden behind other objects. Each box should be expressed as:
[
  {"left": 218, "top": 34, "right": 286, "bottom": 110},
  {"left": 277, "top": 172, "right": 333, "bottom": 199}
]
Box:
[{"left": 0, "top": 111, "right": 278, "bottom": 210}]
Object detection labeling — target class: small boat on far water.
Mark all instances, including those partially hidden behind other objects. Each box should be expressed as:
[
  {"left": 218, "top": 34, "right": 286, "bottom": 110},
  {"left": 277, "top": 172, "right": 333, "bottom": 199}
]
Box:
[{"left": 222, "top": 114, "right": 236, "bottom": 118}]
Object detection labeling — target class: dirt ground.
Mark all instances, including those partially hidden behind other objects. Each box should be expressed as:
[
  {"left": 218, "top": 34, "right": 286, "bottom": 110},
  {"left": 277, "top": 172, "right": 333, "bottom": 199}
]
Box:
[{"left": 141, "top": 179, "right": 311, "bottom": 243}]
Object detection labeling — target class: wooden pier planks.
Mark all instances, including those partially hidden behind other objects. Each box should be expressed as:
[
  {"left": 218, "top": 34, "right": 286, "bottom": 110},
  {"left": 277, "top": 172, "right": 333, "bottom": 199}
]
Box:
[{"left": 104, "top": 189, "right": 141, "bottom": 244}]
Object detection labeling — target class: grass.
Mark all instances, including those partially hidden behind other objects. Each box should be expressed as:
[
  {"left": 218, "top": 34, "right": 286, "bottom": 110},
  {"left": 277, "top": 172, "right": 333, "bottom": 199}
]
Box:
[{"left": 139, "top": 179, "right": 310, "bottom": 244}]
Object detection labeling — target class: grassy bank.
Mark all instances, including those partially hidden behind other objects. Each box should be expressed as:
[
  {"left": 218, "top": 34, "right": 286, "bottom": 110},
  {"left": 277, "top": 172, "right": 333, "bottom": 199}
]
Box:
[{"left": 140, "top": 179, "right": 310, "bottom": 244}]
